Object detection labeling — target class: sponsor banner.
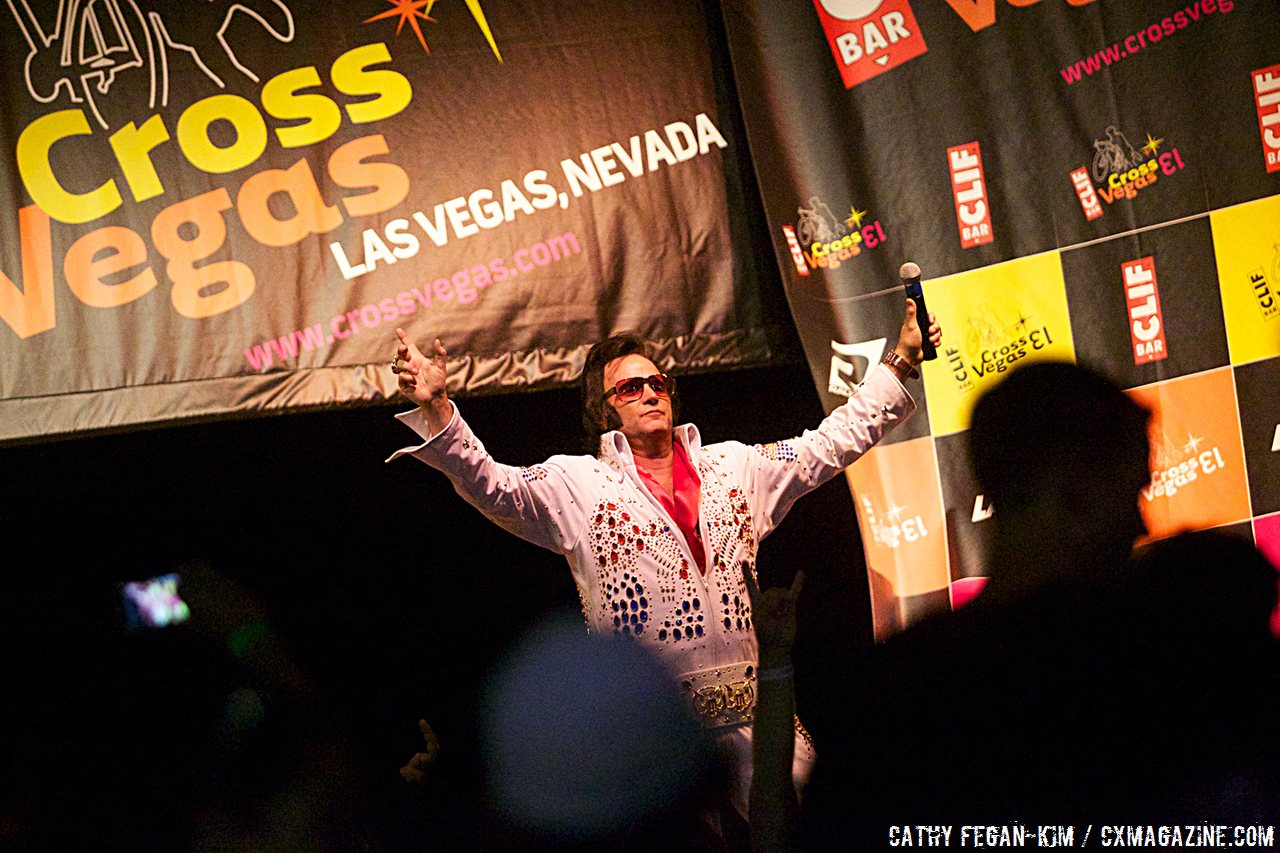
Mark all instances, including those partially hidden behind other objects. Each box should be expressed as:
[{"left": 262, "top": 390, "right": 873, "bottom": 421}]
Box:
[
  {"left": 0, "top": 1, "right": 771, "bottom": 440},
  {"left": 721, "top": 0, "right": 1280, "bottom": 636},
  {"left": 1127, "top": 368, "right": 1251, "bottom": 540}
]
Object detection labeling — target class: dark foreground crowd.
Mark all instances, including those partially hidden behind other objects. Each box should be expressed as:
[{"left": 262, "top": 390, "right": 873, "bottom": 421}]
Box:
[
  {"left": 407, "top": 361, "right": 1280, "bottom": 851},
  {"left": 4, "top": 362, "right": 1277, "bottom": 851}
]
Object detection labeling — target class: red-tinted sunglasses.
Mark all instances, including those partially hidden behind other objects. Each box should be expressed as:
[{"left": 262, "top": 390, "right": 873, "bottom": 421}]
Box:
[{"left": 604, "top": 373, "right": 673, "bottom": 402}]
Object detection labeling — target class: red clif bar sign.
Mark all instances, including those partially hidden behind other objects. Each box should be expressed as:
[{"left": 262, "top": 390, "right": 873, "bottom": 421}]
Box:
[
  {"left": 1071, "top": 166, "right": 1103, "bottom": 221},
  {"left": 813, "top": 0, "right": 928, "bottom": 89},
  {"left": 1123, "top": 256, "right": 1168, "bottom": 365},
  {"left": 1253, "top": 64, "right": 1280, "bottom": 173},
  {"left": 947, "top": 141, "right": 993, "bottom": 249},
  {"left": 781, "top": 225, "right": 810, "bottom": 276}
]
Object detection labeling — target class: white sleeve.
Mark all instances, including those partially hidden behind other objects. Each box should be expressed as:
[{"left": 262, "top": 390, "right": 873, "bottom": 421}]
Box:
[
  {"left": 386, "top": 402, "right": 590, "bottom": 554},
  {"left": 742, "top": 364, "right": 915, "bottom": 537}
]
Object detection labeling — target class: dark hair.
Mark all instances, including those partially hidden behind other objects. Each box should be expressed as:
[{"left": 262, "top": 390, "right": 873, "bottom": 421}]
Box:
[
  {"left": 579, "top": 334, "right": 678, "bottom": 452},
  {"left": 969, "top": 361, "right": 1150, "bottom": 504}
]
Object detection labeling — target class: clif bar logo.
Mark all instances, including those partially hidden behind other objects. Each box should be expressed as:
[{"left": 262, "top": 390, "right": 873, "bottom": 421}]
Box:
[
  {"left": 947, "top": 142, "right": 993, "bottom": 249},
  {"left": 1253, "top": 64, "right": 1280, "bottom": 173},
  {"left": 1123, "top": 256, "right": 1167, "bottom": 365},
  {"left": 1250, "top": 265, "right": 1277, "bottom": 321},
  {"left": 1249, "top": 242, "right": 1279, "bottom": 322},
  {"left": 813, "top": 0, "right": 928, "bottom": 89},
  {"left": 781, "top": 226, "right": 810, "bottom": 277},
  {"left": 1070, "top": 167, "right": 1103, "bottom": 221}
]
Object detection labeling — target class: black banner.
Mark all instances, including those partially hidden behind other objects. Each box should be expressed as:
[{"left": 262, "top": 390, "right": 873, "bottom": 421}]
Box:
[{"left": 0, "top": 0, "right": 781, "bottom": 441}]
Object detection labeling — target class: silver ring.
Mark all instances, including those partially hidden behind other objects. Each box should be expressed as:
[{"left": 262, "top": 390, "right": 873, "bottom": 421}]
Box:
[{"left": 390, "top": 357, "right": 401, "bottom": 373}]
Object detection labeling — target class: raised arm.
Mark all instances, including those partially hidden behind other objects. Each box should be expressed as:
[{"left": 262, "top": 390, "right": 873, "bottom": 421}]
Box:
[
  {"left": 744, "top": 301, "right": 941, "bottom": 536},
  {"left": 393, "top": 327, "right": 452, "bottom": 436},
  {"left": 387, "top": 331, "right": 590, "bottom": 555}
]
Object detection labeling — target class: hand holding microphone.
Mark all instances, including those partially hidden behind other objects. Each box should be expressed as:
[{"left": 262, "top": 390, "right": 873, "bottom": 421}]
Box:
[
  {"left": 883, "top": 262, "right": 941, "bottom": 381},
  {"left": 899, "top": 261, "right": 939, "bottom": 363}
]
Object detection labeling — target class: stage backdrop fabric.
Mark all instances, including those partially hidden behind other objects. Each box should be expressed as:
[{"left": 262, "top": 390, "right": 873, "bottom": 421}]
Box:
[
  {"left": 721, "top": 0, "right": 1280, "bottom": 636},
  {"left": 0, "top": 0, "right": 785, "bottom": 442}
]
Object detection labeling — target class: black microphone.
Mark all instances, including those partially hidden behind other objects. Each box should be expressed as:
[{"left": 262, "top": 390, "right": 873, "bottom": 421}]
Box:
[{"left": 898, "top": 261, "right": 937, "bottom": 361}]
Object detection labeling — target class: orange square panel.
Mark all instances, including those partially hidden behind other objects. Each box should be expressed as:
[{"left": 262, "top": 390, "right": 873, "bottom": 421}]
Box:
[
  {"left": 1127, "top": 368, "right": 1252, "bottom": 540},
  {"left": 845, "top": 435, "right": 949, "bottom": 638}
]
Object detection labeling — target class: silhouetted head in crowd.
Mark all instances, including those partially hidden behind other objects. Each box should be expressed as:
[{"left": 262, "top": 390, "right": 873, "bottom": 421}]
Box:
[
  {"left": 478, "top": 613, "right": 725, "bottom": 851},
  {"left": 969, "top": 361, "right": 1151, "bottom": 592},
  {"left": 1134, "top": 529, "right": 1280, "bottom": 646}
]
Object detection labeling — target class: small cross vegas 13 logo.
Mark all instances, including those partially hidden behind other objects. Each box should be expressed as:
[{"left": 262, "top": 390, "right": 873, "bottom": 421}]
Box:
[{"left": 1069, "top": 124, "right": 1187, "bottom": 220}]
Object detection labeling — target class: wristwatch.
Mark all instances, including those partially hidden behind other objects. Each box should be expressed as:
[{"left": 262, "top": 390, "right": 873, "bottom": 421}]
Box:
[{"left": 882, "top": 350, "right": 919, "bottom": 380}]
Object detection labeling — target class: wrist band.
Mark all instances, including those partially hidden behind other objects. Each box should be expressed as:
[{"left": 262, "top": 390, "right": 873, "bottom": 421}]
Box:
[
  {"left": 882, "top": 350, "right": 919, "bottom": 379},
  {"left": 757, "top": 664, "right": 794, "bottom": 682}
]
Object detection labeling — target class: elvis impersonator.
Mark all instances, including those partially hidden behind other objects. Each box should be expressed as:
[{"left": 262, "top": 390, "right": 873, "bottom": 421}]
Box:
[{"left": 386, "top": 300, "right": 941, "bottom": 820}]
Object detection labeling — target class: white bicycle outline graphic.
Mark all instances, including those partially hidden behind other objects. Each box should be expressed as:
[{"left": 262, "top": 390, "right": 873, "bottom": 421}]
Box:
[{"left": 5, "top": 0, "right": 295, "bottom": 129}]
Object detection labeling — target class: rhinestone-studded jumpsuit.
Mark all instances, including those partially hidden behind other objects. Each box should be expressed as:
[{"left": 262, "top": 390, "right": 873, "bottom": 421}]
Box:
[{"left": 388, "top": 363, "right": 915, "bottom": 817}]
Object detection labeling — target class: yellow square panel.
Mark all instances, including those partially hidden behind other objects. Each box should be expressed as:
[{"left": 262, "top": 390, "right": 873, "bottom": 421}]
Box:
[
  {"left": 1210, "top": 194, "right": 1280, "bottom": 365},
  {"left": 920, "top": 251, "right": 1077, "bottom": 436}
]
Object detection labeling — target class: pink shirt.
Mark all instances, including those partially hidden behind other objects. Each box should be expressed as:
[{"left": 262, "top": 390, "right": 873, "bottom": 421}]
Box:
[{"left": 634, "top": 442, "right": 707, "bottom": 575}]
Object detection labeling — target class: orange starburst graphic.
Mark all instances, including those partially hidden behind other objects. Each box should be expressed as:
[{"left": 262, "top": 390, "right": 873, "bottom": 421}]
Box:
[
  {"left": 365, "top": 0, "right": 438, "bottom": 56},
  {"left": 363, "top": 0, "right": 503, "bottom": 62}
]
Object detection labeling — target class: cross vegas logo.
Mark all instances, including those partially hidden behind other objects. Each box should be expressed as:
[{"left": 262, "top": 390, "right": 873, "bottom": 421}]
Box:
[
  {"left": 860, "top": 494, "right": 929, "bottom": 550},
  {"left": 785, "top": 194, "right": 888, "bottom": 273},
  {"left": 1068, "top": 124, "right": 1187, "bottom": 220},
  {"left": 1143, "top": 432, "right": 1227, "bottom": 502},
  {"left": 944, "top": 303, "right": 1056, "bottom": 394}
]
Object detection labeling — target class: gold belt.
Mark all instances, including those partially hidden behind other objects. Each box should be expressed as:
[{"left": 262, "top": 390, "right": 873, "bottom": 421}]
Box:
[{"left": 679, "top": 661, "right": 756, "bottom": 729}]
